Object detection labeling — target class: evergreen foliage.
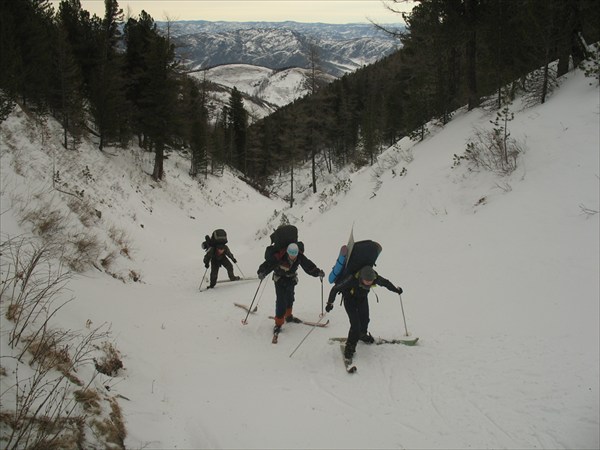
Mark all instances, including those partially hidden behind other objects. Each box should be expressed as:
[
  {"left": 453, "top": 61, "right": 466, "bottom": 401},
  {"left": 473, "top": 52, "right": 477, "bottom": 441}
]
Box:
[{"left": 0, "top": 0, "right": 598, "bottom": 187}]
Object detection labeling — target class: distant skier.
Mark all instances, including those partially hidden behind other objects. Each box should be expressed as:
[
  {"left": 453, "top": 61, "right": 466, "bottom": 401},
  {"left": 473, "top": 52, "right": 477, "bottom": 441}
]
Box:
[
  {"left": 326, "top": 265, "right": 402, "bottom": 360},
  {"left": 202, "top": 229, "right": 240, "bottom": 289},
  {"left": 258, "top": 242, "right": 324, "bottom": 335}
]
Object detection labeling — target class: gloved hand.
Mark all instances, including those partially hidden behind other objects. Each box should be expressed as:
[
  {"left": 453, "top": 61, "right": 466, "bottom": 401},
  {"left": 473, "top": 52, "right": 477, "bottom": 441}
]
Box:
[
  {"left": 318, "top": 269, "right": 325, "bottom": 279},
  {"left": 258, "top": 272, "right": 266, "bottom": 280},
  {"left": 232, "top": 258, "right": 237, "bottom": 263},
  {"left": 396, "top": 286, "right": 403, "bottom": 294},
  {"left": 204, "top": 262, "right": 209, "bottom": 269},
  {"left": 325, "top": 302, "right": 334, "bottom": 312}
]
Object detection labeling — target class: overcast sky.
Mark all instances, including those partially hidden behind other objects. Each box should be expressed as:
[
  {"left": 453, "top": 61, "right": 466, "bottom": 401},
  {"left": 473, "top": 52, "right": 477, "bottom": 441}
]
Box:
[{"left": 66, "top": 0, "right": 414, "bottom": 24}]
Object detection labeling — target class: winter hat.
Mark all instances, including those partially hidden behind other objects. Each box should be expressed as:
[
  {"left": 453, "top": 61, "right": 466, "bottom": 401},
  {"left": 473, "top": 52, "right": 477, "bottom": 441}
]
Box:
[
  {"left": 359, "top": 266, "right": 376, "bottom": 282},
  {"left": 287, "top": 243, "right": 299, "bottom": 257}
]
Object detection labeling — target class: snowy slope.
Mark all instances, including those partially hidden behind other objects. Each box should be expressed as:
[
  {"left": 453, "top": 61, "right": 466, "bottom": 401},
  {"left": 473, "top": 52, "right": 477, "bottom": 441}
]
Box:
[
  {"left": 167, "top": 21, "right": 402, "bottom": 77},
  {"left": 0, "top": 70, "right": 598, "bottom": 449},
  {"left": 192, "top": 63, "right": 336, "bottom": 121}
]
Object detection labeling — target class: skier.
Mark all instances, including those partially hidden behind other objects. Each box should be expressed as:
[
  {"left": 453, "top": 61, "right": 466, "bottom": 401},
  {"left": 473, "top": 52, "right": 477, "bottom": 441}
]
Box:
[
  {"left": 257, "top": 242, "right": 325, "bottom": 335},
  {"left": 325, "top": 265, "right": 402, "bottom": 360},
  {"left": 203, "top": 243, "right": 240, "bottom": 289}
]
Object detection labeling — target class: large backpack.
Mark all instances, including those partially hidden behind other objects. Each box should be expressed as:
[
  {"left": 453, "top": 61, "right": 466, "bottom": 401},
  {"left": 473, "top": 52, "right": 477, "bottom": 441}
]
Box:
[
  {"left": 202, "top": 229, "right": 228, "bottom": 250},
  {"left": 264, "top": 225, "right": 302, "bottom": 262},
  {"left": 269, "top": 225, "right": 298, "bottom": 251},
  {"left": 333, "top": 240, "right": 382, "bottom": 284}
]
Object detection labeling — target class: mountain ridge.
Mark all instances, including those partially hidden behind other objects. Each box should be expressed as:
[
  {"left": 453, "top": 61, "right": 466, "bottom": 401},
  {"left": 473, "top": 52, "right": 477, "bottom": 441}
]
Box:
[
  {"left": 160, "top": 20, "right": 402, "bottom": 120},
  {"left": 160, "top": 20, "right": 403, "bottom": 77}
]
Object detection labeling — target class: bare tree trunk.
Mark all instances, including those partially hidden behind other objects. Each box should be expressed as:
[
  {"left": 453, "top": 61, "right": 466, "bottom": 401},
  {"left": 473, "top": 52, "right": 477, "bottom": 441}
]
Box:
[
  {"left": 153, "top": 142, "right": 164, "bottom": 180},
  {"left": 465, "top": 0, "right": 479, "bottom": 110},
  {"left": 289, "top": 163, "right": 294, "bottom": 208}
]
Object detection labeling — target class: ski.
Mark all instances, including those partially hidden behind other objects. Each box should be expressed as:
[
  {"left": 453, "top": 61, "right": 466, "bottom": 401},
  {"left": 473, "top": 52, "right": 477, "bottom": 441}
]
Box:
[
  {"left": 374, "top": 337, "right": 419, "bottom": 346},
  {"left": 200, "top": 277, "right": 258, "bottom": 292},
  {"left": 341, "top": 344, "right": 357, "bottom": 373},
  {"left": 217, "top": 277, "right": 258, "bottom": 284},
  {"left": 234, "top": 302, "right": 257, "bottom": 314},
  {"left": 268, "top": 316, "right": 329, "bottom": 327},
  {"left": 330, "top": 336, "right": 419, "bottom": 346}
]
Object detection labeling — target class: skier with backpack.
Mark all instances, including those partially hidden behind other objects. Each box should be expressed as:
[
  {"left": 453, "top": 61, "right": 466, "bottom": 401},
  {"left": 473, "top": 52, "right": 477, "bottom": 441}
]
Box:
[
  {"left": 325, "top": 240, "right": 403, "bottom": 360},
  {"left": 202, "top": 229, "right": 240, "bottom": 289},
  {"left": 257, "top": 225, "right": 325, "bottom": 338}
]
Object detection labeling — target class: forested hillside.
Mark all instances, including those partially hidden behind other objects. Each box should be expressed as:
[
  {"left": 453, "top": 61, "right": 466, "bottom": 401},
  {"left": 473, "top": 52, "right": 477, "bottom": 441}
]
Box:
[
  {"left": 1, "top": 0, "right": 598, "bottom": 196},
  {"left": 244, "top": 0, "right": 600, "bottom": 196}
]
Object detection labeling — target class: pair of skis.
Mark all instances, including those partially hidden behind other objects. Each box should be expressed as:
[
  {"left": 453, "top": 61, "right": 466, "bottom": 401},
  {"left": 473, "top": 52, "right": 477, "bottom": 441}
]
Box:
[
  {"left": 235, "top": 303, "right": 329, "bottom": 343},
  {"left": 235, "top": 303, "right": 330, "bottom": 328},
  {"left": 336, "top": 336, "right": 419, "bottom": 374},
  {"left": 333, "top": 336, "right": 419, "bottom": 374},
  {"left": 269, "top": 315, "right": 329, "bottom": 344},
  {"left": 329, "top": 336, "right": 419, "bottom": 346},
  {"left": 200, "top": 277, "right": 258, "bottom": 292}
]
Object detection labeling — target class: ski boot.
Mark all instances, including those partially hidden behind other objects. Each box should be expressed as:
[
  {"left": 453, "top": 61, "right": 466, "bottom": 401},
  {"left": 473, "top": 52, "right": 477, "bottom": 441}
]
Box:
[{"left": 359, "top": 332, "right": 375, "bottom": 344}]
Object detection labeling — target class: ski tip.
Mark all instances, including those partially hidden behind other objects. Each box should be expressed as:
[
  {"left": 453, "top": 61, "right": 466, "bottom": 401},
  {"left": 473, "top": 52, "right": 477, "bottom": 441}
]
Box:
[
  {"left": 402, "top": 337, "right": 419, "bottom": 346},
  {"left": 241, "top": 319, "right": 247, "bottom": 325}
]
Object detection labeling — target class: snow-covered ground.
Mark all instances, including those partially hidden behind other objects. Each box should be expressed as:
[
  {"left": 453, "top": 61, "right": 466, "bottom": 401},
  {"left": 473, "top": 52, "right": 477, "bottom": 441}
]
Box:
[
  {"left": 1, "top": 69, "right": 598, "bottom": 449},
  {"left": 194, "top": 63, "right": 336, "bottom": 122}
]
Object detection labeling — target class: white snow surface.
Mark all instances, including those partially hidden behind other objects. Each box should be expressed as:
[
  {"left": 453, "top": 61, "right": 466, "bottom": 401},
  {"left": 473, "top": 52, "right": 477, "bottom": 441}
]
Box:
[{"left": 1, "top": 70, "right": 599, "bottom": 449}]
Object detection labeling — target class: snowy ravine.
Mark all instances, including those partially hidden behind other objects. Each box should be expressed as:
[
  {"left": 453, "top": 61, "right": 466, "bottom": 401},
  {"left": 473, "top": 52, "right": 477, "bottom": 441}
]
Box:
[{"left": 1, "top": 70, "right": 598, "bottom": 449}]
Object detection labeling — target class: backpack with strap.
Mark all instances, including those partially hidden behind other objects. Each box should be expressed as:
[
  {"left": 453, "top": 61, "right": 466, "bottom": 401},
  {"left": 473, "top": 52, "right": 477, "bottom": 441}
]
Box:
[
  {"left": 202, "top": 229, "right": 228, "bottom": 250},
  {"left": 264, "top": 224, "right": 299, "bottom": 262},
  {"left": 333, "top": 240, "right": 382, "bottom": 284},
  {"left": 269, "top": 225, "right": 298, "bottom": 251}
]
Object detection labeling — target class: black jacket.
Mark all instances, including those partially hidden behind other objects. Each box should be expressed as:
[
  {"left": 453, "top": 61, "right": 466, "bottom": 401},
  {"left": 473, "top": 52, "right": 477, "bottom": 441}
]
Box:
[
  {"left": 328, "top": 271, "right": 397, "bottom": 304},
  {"left": 204, "top": 245, "right": 235, "bottom": 265},
  {"left": 258, "top": 249, "right": 320, "bottom": 282}
]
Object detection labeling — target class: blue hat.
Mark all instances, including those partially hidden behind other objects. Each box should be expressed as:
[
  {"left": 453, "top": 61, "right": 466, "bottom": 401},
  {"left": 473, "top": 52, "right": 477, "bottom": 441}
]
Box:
[{"left": 287, "top": 243, "right": 299, "bottom": 257}]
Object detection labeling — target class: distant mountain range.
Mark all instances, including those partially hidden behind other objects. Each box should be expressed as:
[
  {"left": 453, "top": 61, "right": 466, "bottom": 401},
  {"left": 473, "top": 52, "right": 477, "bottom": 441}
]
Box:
[
  {"left": 161, "top": 20, "right": 404, "bottom": 77},
  {"left": 157, "top": 20, "right": 404, "bottom": 121}
]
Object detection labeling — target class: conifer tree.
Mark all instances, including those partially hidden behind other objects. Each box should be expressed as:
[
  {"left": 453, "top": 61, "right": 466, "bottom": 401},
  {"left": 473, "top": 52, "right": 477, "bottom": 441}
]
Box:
[
  {"left": 228, "top": 87, "right": 248, "bottom": 173},
  {"left": 1, "top": 0, "right": 55, "bottom": 110},
  {"left": 52, "top": 25, "right": 85, "bottom": 149},
  {"left": 88, "top": 0, "right": 126, "bottom": 150}
]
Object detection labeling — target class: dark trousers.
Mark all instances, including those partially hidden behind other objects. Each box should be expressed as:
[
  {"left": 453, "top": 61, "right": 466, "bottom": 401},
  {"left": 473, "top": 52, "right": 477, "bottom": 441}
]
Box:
[
  {"left": 343, "top": 297, "right": 370, "bottom": 351},
  {"left": 210, "top": 258, "right": 235, "bottom": 286},
  {"left": 274, "top": 279, "right": 296, "bottom": 320}
]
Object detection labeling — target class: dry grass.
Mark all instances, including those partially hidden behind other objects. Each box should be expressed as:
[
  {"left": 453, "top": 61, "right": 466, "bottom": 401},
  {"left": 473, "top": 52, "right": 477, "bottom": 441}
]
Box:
[
  {"left": 94, "top": 342, "right": 123, "bottom": 377},
  {"left": 66, "top": 197, "right": 100, "bottom": 228},
  {"left": 108, "top": 226, "right": 133, "bottom": 259},
  {"left": 100, "top": 250, "right": 118, "bottom": 270},
  {"left": 22, "top": 207, "right": 67, "bottom": 236},
  {"left": 74, "top": 389, "right": 102, "bottom": 413},
  {"left": 25, "top": 332, "right": 83, "bottom": 386},
  {"left": 91, "top": 398, "right": 126, "bottom": 449}
]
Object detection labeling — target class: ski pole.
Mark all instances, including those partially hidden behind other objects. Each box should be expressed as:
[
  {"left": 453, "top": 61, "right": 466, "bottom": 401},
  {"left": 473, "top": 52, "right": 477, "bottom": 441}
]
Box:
[
  {"left": 198, "top": 266, "right": 209, "bottom": 290},
  {"left": 289, "top": 313, "right": 327, "bottom": 358},
  {"left": 319, "top": 276, "right": 324, "bottom": 318},
  {"left": 242, "top": 279, "right": 264, "bottom": 325},
  {"left": 234, "top": 261, "right": 246, "bottom": 279},
  {"left": 252, "top": 278, "right": 268, "bottom": 312},
  {"left": 399, "top": 293, "right": 410, "bottom": 336}
]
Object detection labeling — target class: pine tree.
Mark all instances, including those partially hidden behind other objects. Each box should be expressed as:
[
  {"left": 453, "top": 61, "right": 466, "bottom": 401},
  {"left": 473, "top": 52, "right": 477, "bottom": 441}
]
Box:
[
  {"left": 88, "top": 0, "right": 126, "bottom": 150},
  {"left": 227, "top": 87, "right": 248, "bottom": 173},
  {"left": 1, "top": 0, "right": 55, "bottom": 110},
  {"left": 52, "top": 25, "right": 85, "bottom": 149}
]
